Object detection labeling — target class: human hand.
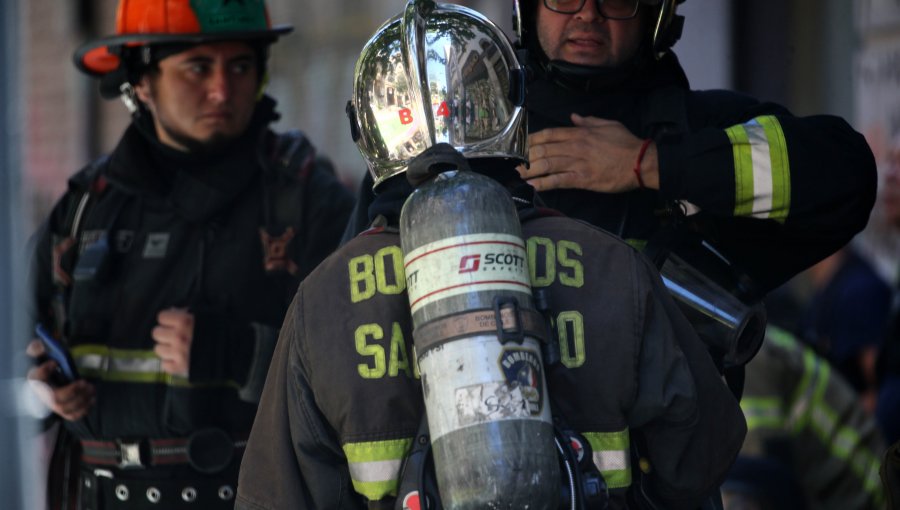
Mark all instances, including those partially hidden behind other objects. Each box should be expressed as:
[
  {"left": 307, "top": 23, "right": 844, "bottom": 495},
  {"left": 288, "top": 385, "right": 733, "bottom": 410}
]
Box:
[
  {"left": 26, "top": 340, "right": 95, "bottom": 421},
  {"left": 152, "top": 308, "right": 195, "bottom": 377},
  {"left": 518, "top": 113, "right": 658, "bottom": 192}
]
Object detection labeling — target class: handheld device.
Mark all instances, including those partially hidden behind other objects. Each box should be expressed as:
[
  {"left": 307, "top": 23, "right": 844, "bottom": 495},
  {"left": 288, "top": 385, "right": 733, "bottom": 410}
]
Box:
[{"left": 35, "top": 323, "right": 80, "bottom": 386}]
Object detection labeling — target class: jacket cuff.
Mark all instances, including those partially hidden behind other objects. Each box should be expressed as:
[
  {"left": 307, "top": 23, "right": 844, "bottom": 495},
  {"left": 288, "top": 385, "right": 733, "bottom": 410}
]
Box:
[{"left": 657, "top": 129, "right": 736, "bottom": 214}]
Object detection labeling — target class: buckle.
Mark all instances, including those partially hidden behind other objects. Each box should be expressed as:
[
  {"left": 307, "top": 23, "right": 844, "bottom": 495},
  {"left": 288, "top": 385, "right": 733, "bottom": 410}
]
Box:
[
  {"left": 494, "top": 296, "right": 525, "bottom": 345},
  {"left": 116, "top": 440, "right": 144, "bottom": 469}
]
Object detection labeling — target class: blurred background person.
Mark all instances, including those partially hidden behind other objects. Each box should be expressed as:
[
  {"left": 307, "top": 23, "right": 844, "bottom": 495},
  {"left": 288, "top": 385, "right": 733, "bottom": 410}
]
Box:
[{"left": 737, "top": 326, "right": 886, "bottom": 510}]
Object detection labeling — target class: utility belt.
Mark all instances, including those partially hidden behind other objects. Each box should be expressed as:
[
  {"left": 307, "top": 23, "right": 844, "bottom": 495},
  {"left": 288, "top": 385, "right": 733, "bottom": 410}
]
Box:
[
  {"left": 77, "top": 429, "right": 246, "bottom": 510},
  {"left": 79, "top": 469, "right": 237, "bottom": 510}
]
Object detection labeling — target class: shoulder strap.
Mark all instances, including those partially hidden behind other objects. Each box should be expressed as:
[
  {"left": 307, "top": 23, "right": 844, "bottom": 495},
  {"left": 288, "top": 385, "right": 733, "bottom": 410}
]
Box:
[
  {"left": 261, "top": 130, "right": 318, "bottom": 229},
  {"left": 62, "top": 156, "right": 110, "bottom": 241},
  {"left": 258, "top": 130, "right": 322, "bottom": 275}
]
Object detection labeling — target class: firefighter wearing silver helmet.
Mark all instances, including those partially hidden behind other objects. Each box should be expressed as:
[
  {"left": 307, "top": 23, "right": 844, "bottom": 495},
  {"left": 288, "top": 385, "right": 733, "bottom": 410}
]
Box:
[{"left": 238, "top": 1, "right": 746, "bottom": 509}]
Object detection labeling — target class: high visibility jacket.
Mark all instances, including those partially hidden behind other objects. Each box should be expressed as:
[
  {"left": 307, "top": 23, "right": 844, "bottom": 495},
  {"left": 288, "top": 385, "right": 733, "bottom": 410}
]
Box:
[{"left": 237, "top": 197, "right": 746, "bottom": 510}]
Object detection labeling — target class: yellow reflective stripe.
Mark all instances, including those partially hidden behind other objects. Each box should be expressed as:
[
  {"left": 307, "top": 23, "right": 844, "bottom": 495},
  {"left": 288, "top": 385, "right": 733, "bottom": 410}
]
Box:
[
  {"left": 343, "top": 438, "right": 412, "bottom": 501},
  {"left": 740, "top": 397, "right": 784, "bottom": 429},
  {"left": 584, "top": 430, "right": 631, "bottom": 489},
  {"left": 624, "top": 239, "right": 647, "bottom": 251},
  {"left": 725, "top": 124, "right": 754, "bottom": 217},
  {"left": 71, "top": 344, "right": 238, "bottom": 389},
  {"left": 758, "top": 116, "right": 791, "bottom": 223},
  {"left": 786, "top": 344, "right": 819, "bottom": 433},
  {"left": 725, "top": 117, "right": 791, "bottom": 222}
]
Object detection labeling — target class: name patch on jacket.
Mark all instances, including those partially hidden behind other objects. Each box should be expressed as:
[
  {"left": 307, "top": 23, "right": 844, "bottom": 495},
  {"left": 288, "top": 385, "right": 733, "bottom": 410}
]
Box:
[{"left": 143, "top": 233, "right": 170, "bottom": 259}]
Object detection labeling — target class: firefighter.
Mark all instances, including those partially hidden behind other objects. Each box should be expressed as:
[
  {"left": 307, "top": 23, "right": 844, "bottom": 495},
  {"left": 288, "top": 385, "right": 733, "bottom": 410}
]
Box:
[
  {"left": 237, "top": 1, "right": 745, "bottom": 508},
  {"left": 25, "top": 0, "right": 353, "bottom": 508},
  {"left": 514, "top": 0, "right": 876, "bottom": 297},
  {"left": 738, "top": 326, "right": 886, "bottom": 509}
]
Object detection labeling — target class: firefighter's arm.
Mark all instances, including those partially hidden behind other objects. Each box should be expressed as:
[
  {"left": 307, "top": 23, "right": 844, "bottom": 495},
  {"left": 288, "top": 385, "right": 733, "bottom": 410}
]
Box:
[
  {"left": 628, "top": 255, "right": 745, "bottom": 509},
  {"left": 237, "top": 292, "right": 355, "bottom": 510},
  {"left": 657, "top": 93, "right": 876, "bottom": 292}
]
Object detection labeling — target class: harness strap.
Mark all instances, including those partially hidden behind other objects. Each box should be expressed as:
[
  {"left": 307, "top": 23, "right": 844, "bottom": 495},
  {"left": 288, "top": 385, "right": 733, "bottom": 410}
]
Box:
[{"left": 412, "top": 306, "right": 548, "bottom": 354}]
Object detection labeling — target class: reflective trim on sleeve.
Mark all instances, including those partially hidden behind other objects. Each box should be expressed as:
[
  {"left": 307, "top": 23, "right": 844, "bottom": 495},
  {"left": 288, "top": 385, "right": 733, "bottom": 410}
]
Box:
[
  {"left": 724, "top": 116, "right": 791, "bottom": 223},
  {"left": 71, "top": 344, "right": 237, "bottom": 388},
  {"left": 584, "top": 429, "right": 631, "bottom": 489},
  {"left": 343, "top": 438, "right": 412, "bottom": 501},
  {"left": 740, "top": 397, "right": 784, "bottom": 429}
]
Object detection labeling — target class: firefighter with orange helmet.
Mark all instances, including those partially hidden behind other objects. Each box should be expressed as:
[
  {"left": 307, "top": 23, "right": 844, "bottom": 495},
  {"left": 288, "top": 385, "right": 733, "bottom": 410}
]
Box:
[{"left": 26, "top": 1, "right": 353, "bottom": 508}]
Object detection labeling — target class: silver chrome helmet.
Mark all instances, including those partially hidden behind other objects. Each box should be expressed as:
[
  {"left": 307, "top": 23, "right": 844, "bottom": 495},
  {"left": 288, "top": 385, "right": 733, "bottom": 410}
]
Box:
[{"left": 348, "top": 0, "right": 528, "bottom": 189}]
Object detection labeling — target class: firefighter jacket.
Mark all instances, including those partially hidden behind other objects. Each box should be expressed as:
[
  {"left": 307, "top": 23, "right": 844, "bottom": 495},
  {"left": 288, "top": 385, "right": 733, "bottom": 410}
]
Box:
[
  {"left": 528, "top": 52, "right": 877, "bottom": 296},
  {"left": 739, "top": 326, "right": 886, "bottom": 509},
  {"left": 30, "top": 96, "right": 354, "bottom": 508},
  {"left": 236, "top": 185, "right": 747, "bottom": 510}
]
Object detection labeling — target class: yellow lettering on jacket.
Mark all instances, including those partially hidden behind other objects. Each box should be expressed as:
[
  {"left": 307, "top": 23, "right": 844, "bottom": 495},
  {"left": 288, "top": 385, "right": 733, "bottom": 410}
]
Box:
[
  {"left": 526, "top": 237, "right": 584, "bottom": 288},
  {"left": 355, "top": 322, "right": 418, "bottom": 380},
  {"left": 349, "top": 246, "right": 406, "bottom": 303}
]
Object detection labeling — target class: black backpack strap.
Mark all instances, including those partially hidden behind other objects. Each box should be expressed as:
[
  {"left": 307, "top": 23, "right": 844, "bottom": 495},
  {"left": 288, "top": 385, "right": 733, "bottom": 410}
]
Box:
[
  {"left": 258, "top": 130, "right": 320, "bottom": 275},
  {"left": 49, "top": 157, "right": 110, "bottom": 333}
]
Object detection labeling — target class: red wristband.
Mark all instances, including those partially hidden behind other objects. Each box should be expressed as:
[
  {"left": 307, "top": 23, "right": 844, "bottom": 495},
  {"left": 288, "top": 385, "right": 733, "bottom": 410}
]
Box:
[{"left": 634, "top": 138, "right": 653, "bottom": 189}]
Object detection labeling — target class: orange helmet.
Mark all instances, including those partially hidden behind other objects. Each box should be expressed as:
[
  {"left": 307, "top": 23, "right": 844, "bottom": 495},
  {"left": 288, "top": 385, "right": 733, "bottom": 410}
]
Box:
[{"left": 74, "top": 0, "right": 292, "bottom": 76}]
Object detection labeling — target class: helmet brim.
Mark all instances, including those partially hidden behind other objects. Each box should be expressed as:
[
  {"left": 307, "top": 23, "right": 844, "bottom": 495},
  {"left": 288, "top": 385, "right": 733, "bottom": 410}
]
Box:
[{"left": 73, "top": 25, "right": 293, "bottom": 76}]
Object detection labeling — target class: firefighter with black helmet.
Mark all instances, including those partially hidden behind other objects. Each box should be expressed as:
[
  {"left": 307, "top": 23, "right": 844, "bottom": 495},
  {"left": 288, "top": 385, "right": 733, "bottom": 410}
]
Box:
[
  {"left": 514, "top": 0, "right": 875, "bottom": 298},
  {"left": 237, "top": 1, "right": 745, "bottom": 508},
  {"left": 26, "top": 1, "right": 353, "bottom": 508}
]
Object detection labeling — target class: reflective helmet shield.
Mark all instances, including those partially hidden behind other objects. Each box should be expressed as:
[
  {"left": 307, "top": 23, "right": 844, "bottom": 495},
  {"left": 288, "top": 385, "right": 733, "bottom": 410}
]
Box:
[{"left": 351, "top": 0, "right": 528, "bottom": 189}]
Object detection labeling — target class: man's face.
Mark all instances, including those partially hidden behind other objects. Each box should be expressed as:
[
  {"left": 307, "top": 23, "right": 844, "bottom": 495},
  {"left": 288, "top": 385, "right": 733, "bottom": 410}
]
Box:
[
  {"left": 135, "top": 41, "right": 260, "bottom": 153},
  {"left": 536, "top": 0, "right": 647, "bottom": 67}
]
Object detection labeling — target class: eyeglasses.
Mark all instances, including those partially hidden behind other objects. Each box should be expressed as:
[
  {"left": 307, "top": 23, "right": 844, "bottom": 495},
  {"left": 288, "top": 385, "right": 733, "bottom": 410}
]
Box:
[{"left": 543, "top": 0, "right": 641, "bottom": 20}]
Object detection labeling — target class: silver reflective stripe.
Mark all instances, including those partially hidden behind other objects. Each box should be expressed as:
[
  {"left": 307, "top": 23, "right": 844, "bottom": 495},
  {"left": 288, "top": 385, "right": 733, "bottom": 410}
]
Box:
[
  {"left": 343, "top": 438, "right": 412, "bottom": 501},
  {"left": 347, "top": 458, "right": 403, "bottom": 484},
  {"left": 74, "top": 351, "right": 162, "bottom": 374},
  {"left": 584, "top": 430, "right": 631, "bottom": 489},
  {"left": 592, "top": 449, "right": 629, "bottom": 473},
  {"left": 745, "top": 119, "right": 775, "bottom": 218},
  {"left": 71, "top": 345, "right": 202, "bottom": 387},
  {"left": 76, "top": 353, "right": 108, "bottom": 371}
]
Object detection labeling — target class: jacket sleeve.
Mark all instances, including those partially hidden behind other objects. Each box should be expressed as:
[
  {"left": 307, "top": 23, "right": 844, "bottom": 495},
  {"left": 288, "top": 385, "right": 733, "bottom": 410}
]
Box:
[
  {"left": 628, "top": 253, "right": 747, "bottom": 509},
  {"left": 656, "top": 91, "right": 877, "bottom": 293},
  {"left": 236, "top": 290, "right": 360, "bottom": 510}
]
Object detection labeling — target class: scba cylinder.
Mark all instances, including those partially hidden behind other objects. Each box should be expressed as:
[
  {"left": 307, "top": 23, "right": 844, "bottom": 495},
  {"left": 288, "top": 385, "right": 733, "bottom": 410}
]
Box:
[{"left": 400, "top": 169, "right": 558, "bottom": 509}]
